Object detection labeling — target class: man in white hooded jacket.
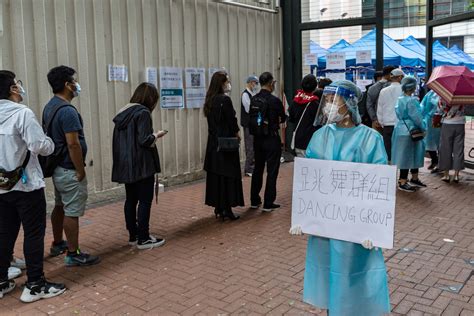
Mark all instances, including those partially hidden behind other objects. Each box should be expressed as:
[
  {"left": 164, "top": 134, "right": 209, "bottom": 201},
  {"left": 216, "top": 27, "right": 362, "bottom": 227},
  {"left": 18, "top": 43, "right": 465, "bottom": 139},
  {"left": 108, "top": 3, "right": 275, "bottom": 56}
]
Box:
[{"left": 0, "top": 70, "right": 65, "bottom": 302}]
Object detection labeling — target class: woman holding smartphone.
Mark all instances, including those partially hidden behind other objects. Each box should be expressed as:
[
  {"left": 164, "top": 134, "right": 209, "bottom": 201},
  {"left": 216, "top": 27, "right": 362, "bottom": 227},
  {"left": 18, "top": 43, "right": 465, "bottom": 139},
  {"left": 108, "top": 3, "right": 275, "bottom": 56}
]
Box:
[{"left": 112, "top": 83, "right": 167, "bottom": 249}]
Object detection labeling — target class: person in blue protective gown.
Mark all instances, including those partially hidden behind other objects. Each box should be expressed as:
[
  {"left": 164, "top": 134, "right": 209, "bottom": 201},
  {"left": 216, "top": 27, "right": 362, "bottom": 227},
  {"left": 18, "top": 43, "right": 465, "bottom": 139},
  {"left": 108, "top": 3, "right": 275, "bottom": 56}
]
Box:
[
  {"left": 421, "top": 90, "right": 442, "bottom": 173},
  {"left": 391, "top": 77, "right": 427, "bottom": 193},
  {"left": 290, "top": 80, "right": 391, "bottom": 316}
]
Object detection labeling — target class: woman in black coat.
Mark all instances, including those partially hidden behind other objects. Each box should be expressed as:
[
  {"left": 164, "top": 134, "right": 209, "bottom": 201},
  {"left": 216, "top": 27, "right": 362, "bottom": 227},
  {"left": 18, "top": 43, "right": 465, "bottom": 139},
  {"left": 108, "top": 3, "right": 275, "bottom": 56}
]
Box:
[
  {"left": 203, "top": 71, "right": 244, "bottom": 220},
  {"left": 112, "top": 83, "right": 167, "bottom": 249}
]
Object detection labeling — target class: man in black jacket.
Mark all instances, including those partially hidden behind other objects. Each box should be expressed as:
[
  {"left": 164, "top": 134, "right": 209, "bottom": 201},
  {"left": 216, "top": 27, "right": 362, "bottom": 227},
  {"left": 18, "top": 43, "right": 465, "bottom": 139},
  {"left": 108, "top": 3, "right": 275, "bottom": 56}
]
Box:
[
  {"left": 250, "top": 72, "right": 286, "bottom": 212},
  {"left": 289, "top": 74, "right": 320, "bottom": 157}
]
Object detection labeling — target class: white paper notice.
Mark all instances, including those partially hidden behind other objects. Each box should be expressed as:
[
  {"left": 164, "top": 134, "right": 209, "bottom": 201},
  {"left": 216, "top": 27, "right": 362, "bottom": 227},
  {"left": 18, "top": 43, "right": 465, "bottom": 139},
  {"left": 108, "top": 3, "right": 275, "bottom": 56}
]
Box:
[
  {"left": 326, "top": 52, "right": 346, "bottom": 70},
  {"left": 108, "top": 65, "right": 128, "bottom": 82},
  {"left": 185, "top": 68, "right": 206, "bottom": 108},
  {"left": 305, "top": 53, "right": 318, "bottom": 66},
  {"left": 291, "top": 158, "right": 397, "bottom": 249},
  {"left": 356, "top": 50, "right": 372, "bottom": 64},
  {"left": 145, "top": 67, "right": 158, "bottom": 87},
  {"left": 159, "top": 67, "right": 184, "bottom": 109},
  {"left": 356, "top": 79, "right": 373, "bottom": 92},
  {"left": 326, "top": 72, "right": 346, "bottom": 81}
]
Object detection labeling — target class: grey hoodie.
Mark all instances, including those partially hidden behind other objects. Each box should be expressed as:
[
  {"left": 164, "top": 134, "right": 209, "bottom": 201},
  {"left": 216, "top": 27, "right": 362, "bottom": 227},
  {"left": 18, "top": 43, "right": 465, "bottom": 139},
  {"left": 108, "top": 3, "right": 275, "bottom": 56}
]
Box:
[{"left": 0, "top": 99, "right": 54, "bottom": 193}]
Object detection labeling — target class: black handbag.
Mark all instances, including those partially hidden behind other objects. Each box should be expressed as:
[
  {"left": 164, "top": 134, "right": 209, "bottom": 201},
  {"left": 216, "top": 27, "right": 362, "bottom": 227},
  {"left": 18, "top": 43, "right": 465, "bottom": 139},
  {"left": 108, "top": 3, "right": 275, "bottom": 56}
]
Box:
[
  {"left": 217, "top": 102, "right": 240, "bottom": 152},
  {"left": 403, "top": 119, "right": 425, "bottom": 142},
  {"left": 217, "top": 137, "right": 239, "bottom": 152}
]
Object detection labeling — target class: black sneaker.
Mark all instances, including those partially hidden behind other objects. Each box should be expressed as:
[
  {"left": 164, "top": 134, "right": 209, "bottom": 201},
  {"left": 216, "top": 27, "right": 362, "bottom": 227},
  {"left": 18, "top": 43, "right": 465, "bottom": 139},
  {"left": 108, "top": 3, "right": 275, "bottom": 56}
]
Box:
[
  {"left": 128, "top": 235, "right": 138, "bottom": 246},
  {"left": 250, "top": 202, "right": 262, "bottom": 209},
  {"left": 20, "top": 276, "right": 65, "bottom": 303},
  {"left": 137, "top": 236, "right": 165, "bottom": 250},
  {"left": 410, "top": 179, "right": 427, "bottom": 188},
  {"left": 50, "top": 240, "right": 68, "bottom": 257},
  {"left": 262, "top": 203, "right": 280, "bottom": 212},
  {"left": 398, "top": 183, "right": 416, "bottom": 192},
  {"left": 0, "top": 280, "right": 15, "bottom": 299},
  {"left": 65, "top": 250, "right": 100, "bottom": 267}
]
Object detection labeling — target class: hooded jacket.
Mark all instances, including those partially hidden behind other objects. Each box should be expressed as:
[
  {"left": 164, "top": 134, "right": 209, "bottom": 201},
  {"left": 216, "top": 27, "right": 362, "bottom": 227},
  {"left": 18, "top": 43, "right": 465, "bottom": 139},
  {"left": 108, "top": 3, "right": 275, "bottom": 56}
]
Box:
[
  {"left": 289, "top": 90, "right": 320, "bottom": 150},
  {"left": 0, "top": 99, "right": 54, "bottom": 194},
  {"left": 111, "top": 103, "right": 161, "bottom": 184}
]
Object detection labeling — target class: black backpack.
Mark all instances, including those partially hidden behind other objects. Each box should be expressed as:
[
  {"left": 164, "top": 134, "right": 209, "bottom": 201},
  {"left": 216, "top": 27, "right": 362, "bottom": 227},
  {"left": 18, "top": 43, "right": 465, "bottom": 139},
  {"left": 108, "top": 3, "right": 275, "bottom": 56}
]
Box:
[
  {"left": 248, "top": 95, "right": 269, "bottom": 136},
  {"left": 39, "top": 104, "right": 71, "bottom": 178}
]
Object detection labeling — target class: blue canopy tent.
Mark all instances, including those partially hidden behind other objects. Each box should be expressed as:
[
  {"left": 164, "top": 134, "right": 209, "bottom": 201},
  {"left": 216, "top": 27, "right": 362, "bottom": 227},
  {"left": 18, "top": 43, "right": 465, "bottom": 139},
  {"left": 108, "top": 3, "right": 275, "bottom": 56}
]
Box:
[
  {"left": 309, "top": 40, "right": 328, "bottom": 57},
  {"left": 449, "top": 44, "right": 474, "bottom": 68},
  {"left": 400, "top": 36, "right": 455, "bottom": 67},
  {"left": 317, "top": 30, "right": 425, "bottom": 69},
  {"left": 433, "top": 40, "right": 463, "bottom": 66},
  {"left": 328, "top": 39, "right": 350, "bottom": 52}
]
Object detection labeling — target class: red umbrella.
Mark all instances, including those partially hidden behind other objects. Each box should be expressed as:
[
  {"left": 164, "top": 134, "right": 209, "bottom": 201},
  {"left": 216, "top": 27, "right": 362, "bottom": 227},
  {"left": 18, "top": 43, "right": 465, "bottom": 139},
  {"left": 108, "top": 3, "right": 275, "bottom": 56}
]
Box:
[{"left": 427, "top": 65, "right": 474, "bottom": 105}]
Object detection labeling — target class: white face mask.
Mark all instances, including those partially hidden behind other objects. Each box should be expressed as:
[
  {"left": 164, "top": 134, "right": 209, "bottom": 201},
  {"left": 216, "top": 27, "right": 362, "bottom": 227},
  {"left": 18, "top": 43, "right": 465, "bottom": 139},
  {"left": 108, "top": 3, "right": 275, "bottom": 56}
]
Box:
[
  {"left": 73, "top": 83, "right": 81, "bottom": 97},
  {"left": 324, "top": 105, "right": 347, "bottom": 123},
  {"left": 224, "top": 83, "right": 231, "bottom": 93}
]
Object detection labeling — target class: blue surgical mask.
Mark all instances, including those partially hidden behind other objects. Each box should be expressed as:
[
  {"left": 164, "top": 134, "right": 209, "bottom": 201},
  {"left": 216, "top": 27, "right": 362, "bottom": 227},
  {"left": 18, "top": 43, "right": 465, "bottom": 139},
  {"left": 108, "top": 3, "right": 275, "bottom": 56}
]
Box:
[{"left": 73, "top": 83, "right": 81, "bottom": 97}]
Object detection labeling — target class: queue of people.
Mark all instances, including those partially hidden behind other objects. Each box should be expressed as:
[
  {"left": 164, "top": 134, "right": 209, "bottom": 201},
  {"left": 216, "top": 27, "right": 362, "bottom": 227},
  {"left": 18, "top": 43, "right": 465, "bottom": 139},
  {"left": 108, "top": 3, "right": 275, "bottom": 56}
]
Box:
[
  {"left": 0, "top": 66, "right": 169, "bottom": 302},
  {"left": 0, "top": 62, "right": 468, "bottom": 310}
]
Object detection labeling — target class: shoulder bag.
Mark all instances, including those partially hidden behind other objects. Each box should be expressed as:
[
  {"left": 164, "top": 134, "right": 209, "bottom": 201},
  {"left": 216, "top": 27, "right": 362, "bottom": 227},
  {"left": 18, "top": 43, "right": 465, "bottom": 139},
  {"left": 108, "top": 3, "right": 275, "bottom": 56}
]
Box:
[
  {"left": 39, "top": 104, "right": 72, "bottom": 177},
  {"left": 290, "top": 102, "right": 310, "bottom": 150}
]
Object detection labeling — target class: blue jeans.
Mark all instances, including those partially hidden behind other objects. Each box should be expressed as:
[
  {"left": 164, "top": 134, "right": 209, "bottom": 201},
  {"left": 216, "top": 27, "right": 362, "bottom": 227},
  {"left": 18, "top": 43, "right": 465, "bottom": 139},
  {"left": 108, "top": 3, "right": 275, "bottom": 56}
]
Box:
[{"left": 124, "top": 176, "right": 154, "bottom": 242}]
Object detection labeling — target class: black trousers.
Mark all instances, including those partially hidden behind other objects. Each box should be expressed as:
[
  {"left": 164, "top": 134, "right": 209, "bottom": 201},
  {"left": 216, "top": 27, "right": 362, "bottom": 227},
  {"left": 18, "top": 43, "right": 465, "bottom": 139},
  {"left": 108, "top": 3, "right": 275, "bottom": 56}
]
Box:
[
  {"left": 400, "top": 168, "right": 419, "bottom": 180},
  {"left": 382, "top": 126, "right": 394, "bottom": 161},
  {"left": 428, "top": 150, "right": 439, "bottom": 165},
  {"left": 124, "top": 176, "right": 154, "bottom": 242},
  {"left": 251, "top": 135, "right": 282, "bottom": 207},
  {"left": 0, "top": 189, "right": 46, "bottom": 283}
]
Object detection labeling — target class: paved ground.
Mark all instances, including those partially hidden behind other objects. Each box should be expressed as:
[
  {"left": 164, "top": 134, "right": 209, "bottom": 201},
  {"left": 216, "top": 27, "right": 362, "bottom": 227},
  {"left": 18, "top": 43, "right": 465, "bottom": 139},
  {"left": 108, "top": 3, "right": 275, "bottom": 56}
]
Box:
[{"left": 1, "top": 160, "right": 474, "bottom": 315}]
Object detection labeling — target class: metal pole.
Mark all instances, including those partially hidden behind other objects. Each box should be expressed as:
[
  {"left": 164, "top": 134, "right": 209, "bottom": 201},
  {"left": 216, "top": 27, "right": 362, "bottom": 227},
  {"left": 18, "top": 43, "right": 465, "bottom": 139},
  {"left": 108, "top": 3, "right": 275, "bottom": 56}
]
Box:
[
  {"left": 375, "top": 0, "right": 384, "bottom": 71},
  {"left": 426, "top": 0, "right": 434, "bottom": 78}
]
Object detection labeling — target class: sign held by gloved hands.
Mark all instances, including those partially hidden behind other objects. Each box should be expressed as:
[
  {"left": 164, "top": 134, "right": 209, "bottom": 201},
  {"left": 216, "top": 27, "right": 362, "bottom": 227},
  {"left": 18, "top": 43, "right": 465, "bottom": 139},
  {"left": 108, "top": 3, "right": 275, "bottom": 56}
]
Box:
[{"left": 291, "top": 158, "right": 397, "bottom": 249}]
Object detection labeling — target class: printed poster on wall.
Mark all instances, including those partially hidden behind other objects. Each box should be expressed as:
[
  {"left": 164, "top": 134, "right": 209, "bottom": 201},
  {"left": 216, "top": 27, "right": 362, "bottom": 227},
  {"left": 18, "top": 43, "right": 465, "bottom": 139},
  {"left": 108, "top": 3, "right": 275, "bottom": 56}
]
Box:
[
  {"left": 159, "top": 67, "right": 184, "bottom": 109},
  {"left": 208, "top": 67, "right": 226, "bottom": 84},
  {"left": 108, "top": 65, "right": 128, "bottom": 82},
  {"left": 356, "top": 50, "right": 372, "bottom": 65},
  {"left": 291, "top": 158, "right": 397, "bottom": 249},
  {"left": 145, "top": 67, "right": 158, "bottom": 87},
  {"left": 326, "top": 52, "right": 346, "bottom": 70},
  {"left": 185, "top": 68, "right": 206, "bottom": 108}
]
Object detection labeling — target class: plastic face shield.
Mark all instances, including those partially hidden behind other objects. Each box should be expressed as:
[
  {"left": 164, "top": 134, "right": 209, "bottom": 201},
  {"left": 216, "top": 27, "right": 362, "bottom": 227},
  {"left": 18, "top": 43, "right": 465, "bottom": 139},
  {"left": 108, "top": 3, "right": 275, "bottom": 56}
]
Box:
[{"left": 314, "top": 86, "right": 351, "bottom": 126}]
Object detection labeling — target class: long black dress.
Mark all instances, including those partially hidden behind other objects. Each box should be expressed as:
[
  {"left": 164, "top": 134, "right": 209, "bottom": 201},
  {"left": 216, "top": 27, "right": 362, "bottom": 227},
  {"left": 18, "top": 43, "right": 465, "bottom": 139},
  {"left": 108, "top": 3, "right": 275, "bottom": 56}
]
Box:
[{"left": 203, "top": 94, "right": 244, "bottom": 212}]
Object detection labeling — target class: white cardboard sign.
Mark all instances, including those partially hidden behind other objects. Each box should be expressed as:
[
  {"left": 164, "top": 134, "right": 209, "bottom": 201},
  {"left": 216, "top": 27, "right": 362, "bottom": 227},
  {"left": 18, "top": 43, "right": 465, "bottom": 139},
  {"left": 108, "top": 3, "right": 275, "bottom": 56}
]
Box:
[
  {"left": 356, "top": 50, "right": 372, "bottom": 64},
  {"left": 291, "top": 158, "right": 397, "bottom": 249},
  {"left": 326, "top": 52, "right": 346, "bottom": 70},
  {"left": 326, "top": 72, "right": 346, "bottom": 81},
  {"left": 304, "top": 53, "right": 318, "bottom": 66}
]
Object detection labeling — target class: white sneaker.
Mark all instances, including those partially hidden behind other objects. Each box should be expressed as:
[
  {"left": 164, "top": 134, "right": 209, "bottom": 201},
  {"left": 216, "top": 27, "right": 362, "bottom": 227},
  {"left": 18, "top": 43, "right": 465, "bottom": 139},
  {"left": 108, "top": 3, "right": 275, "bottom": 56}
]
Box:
[
  {"left": 0, "top": 280, "right": 15, "bottom": 299},
  {"left": 137, "top": 236, "right": 165, "bottom": 250},
  {"left": 8, "top": 267, "right": 21, "bottom": 280},
  {"left": 20, "top": 277, "right": 66, "bottom": 303},
  {"left": 11, "top": 257, "right": 26, "bottom": 270}
]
